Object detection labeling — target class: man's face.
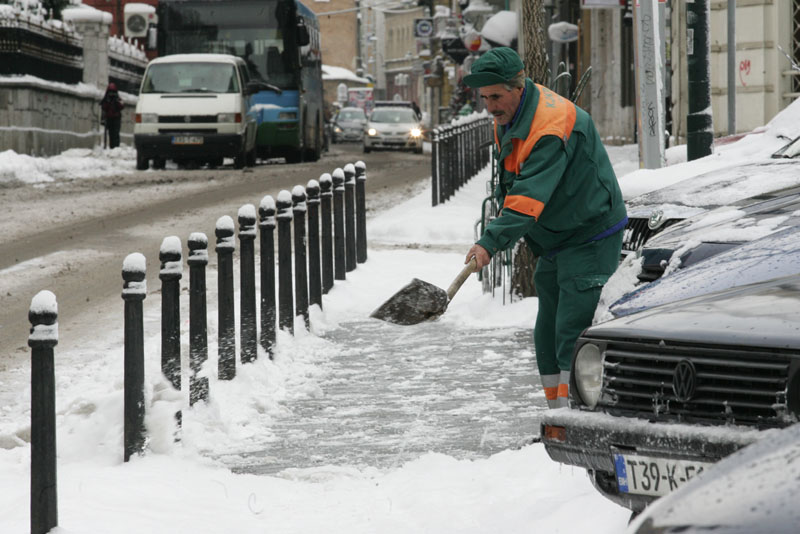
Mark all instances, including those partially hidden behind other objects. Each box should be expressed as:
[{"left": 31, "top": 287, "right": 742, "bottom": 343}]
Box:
[{"left": 479, "top": 83, "right": 524, "bottom": 126}]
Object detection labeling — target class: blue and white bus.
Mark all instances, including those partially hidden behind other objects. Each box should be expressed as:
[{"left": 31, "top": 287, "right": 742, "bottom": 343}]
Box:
[{"left": 156, "top": 0, "right": 324, "bottom": 162}]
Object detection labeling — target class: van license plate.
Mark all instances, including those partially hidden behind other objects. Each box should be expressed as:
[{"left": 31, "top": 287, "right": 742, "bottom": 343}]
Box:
[
  {"left": 172, "top": 136, "right": 203, "bottom": 145},
  {"left": 613, "top": 453, "right": 712, "bottom": 497}
]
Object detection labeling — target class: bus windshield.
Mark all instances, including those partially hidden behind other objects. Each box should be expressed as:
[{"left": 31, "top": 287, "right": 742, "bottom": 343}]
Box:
[
  {"left": 158, "top": 0, "right": 299, "bottom": 88},
  {"left": 141, "top": 62, "right": 240, "bottom": 94}
]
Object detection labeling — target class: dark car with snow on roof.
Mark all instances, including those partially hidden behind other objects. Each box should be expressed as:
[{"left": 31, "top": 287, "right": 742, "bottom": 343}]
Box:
[
  {"left": 631, "top": 183, "right": 800, "bottom": 282},
  {"left": 541, "top": 273, "right": 800, "bottom": 514},
  {"left": 621, "top": 135, "right": 800, "bottom": 258}
]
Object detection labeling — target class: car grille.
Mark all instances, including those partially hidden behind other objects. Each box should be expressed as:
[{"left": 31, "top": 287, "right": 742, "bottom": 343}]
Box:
[
  {"left": 622, "top": 217, "right": 681, "bottom": 252},
  {"left": 599, "top": 338, "right": 795, "bottom": 427},
  {"left": 159, "top": 115, "right": 217, "bottom": 123}
]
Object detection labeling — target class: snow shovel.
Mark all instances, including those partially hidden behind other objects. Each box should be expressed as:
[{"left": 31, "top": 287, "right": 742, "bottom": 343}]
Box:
[{"left": 370, "top": 257, "right": 478, "bottom": 325}]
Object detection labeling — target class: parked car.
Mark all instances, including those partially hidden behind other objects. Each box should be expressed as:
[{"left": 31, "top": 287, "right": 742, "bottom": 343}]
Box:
[
  {"left": 363, "top": 105, "right": 424, "bottom": 154},
  {"left": 330, "top": 107, "right": 367, "bottom": 143},
  {"left": 635, "top": 184, "right": 800, "bottom": 281},
  {"left": 612, "top": 224, "right": 800, "bottom": 317},
  {"left": 627, "top": 422, "right": 800, "bottom": 533},
  {"left": 621, "top": 135, "right": 800, "bottom": 257},
  {"left": 541, "top": 273, "right": 800, "bottom": 513},
  {"left": 134, "top": 53, "right": 265, "bottom": 170}
]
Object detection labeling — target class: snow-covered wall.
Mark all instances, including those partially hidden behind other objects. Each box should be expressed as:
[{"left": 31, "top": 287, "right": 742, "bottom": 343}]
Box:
[{"left": 0, "top": 77, "right": 135, "bottom": 156}]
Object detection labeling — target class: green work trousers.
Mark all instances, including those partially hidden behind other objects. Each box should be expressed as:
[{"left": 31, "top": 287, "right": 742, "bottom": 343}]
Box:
[{"left": 533, "top": 230, "right": 623, "bottom": 375}]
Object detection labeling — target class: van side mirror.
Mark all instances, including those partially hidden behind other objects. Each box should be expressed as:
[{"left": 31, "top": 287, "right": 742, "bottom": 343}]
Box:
[{"left": 296, "top": 20, "right": 310, "bottom": 47}]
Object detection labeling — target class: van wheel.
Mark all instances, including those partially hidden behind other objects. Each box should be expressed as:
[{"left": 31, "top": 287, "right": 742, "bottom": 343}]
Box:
[
  {"left": 363, "top": 145, "right": 371, "bottom": 154},
  {"left": 136, "top": 151, "right": 149, "bottom": 170},
  {"left": 234, "top": 150, "right": 246, "bottom": 169},
  {"left": 152, "top": 157, "right": 166, "bottom": 170}
]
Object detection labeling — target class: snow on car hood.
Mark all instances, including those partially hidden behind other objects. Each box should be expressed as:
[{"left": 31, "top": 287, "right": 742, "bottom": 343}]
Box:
[
  {"left": 591, "top": 273, "right": 800, "bottom": 349},
  {"left": 611, "top": 226, "right": 800, "bottom": 317}
]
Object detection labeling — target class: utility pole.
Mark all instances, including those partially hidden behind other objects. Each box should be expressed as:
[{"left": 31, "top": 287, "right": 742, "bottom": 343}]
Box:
[
  {"left": 355, "top": 0, "right": 363, "bottom": 75},
  {"left": 634, "top": 0, "right": 665, "bottom": 168},
  {"left": 727, "top": 0, "right": 736, "bottom": 135},
  {"left": 687, "top": 0, "right": 713, "bottom": 160}
]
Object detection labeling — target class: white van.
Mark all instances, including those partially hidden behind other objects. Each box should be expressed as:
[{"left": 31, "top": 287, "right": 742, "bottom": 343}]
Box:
[{"left": 134, "top": 54, "right": 260, "bottom": 170}]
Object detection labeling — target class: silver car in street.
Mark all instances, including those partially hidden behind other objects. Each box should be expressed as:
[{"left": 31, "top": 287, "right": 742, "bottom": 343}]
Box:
[{"left": 363, "top": 106, "right": 423, "bottom": 154}]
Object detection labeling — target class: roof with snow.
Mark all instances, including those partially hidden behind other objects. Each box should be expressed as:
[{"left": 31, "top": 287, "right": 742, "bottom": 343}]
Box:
[{"left": 322, "top": 65, "right": 370, "bottom": 85}]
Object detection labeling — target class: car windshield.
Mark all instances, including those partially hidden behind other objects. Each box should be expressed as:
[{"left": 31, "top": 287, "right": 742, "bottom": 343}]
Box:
[
  {"left": 370, "top": 108, "right": 417, "bottom": 123},
  {"left": 338, "top": 109, "right": 366, "bottom": 121},
  {"left": 141, "top": 62, "right": 240, "bottom": 94}
]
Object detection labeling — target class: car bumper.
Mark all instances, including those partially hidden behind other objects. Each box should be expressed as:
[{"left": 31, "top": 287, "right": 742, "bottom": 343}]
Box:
[
  {"left": 134, "top": 133, "right": 245, "bottom": 159},
  {"left": 540, "top": 408, "right": 772, "bottom": 510},
  {"left": 364, "top": 136, "right": 422, "bottom": 150}
]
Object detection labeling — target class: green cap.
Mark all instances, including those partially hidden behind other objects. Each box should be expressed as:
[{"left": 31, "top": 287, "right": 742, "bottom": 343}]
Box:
[{"left": 463, "top": 47, "right": 525, "bottom": 88}]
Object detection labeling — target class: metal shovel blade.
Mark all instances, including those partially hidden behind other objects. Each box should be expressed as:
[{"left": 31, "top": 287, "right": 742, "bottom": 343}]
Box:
[{"left": 369, "top": 278, "right": 449, "bottom": 325}]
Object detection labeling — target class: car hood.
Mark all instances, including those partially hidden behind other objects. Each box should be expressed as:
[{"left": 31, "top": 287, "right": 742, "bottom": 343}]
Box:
[
  {"left": 335, "top": 119, "right": 365, "bottom": 128},
  {"left": 626, "top": 159, "right": 800, "bottom": 219},
  {"left": 612, "top": 226, "right": 800, "bottom": 317},
  {"left": 628, "top": 422, "right": 800, "bottom": 534},
  {"left": 368, "top": 121, "right": 419, "bottom": 129},
  {"left": 592, "top": 272, "right": 800, "bottom": 349}
]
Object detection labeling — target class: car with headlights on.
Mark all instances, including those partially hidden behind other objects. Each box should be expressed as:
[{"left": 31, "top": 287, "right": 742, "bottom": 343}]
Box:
[
  {"left": 330, "top": 106, "right": 367, "bottom": 143},
  {"left": 363, "top": 105, "right": 424, "bottom": 154},
  {"left": 542, "top": 273, "right": 800, "bottom": 514},
  {"left": 627, "top": 422, "right": 800, "bottom": 534},
  {"left": 621, "top": 135, "right": 800, "bottom": 258}
]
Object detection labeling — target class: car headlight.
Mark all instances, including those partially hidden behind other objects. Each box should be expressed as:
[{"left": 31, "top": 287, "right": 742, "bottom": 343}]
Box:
[
  {"left": 278, "top": 111, "right": 297, "bottom": 120},
  {"left": 334, "top": 126, "right": 343, "bottom": 133},
  {"left": 410, "top": 128, "right": 422, "bottom": 138},
  {"left": 137, "top": 113, "right": 158, "bottom": 124},
  {"left": 217, "top": 113, "right": 240, "bottom": 123},
  {"left": 367, "top": 128, "right": 377, "bottom": 136},
  {"left": 574, "top": 342, "right": 604, "bottom": 409}
]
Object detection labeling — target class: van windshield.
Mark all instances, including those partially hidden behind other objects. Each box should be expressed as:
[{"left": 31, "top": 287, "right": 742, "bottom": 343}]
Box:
[{"left": 141, "top": 62, "right": 240, "bottom": 94}]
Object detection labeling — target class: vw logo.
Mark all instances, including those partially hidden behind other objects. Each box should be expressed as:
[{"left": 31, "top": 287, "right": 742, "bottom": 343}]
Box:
[
  {"left": 673, "top": 359, "right": 697, "bottom": 402},
  {"left": 647, "top": 209, "right": 665, "bottom": 230}
]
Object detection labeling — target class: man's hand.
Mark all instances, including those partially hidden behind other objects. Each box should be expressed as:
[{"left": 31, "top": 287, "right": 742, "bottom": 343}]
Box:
[{"left": 465, "top": 244, "right": 491, "bottom": 270}]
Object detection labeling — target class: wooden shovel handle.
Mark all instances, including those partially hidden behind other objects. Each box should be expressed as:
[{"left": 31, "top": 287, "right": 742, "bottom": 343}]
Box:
[{"left": 446, "top": 256, "right": 479, "bottom": 301}]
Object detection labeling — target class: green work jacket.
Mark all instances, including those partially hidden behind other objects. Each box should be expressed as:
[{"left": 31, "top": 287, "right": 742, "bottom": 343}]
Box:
[{"left": 477, "top": 79, "right": 627, "bottom": 258}]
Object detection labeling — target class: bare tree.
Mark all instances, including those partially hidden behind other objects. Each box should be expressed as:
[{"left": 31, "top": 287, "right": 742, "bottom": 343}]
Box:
[{"left": 510, "top": 1, "right": 549, "bottom": 298}]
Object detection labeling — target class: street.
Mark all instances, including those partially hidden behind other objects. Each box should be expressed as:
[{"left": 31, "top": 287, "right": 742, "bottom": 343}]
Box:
[{"left": 0, "top": 144, "right": 430, "bottom": 374}]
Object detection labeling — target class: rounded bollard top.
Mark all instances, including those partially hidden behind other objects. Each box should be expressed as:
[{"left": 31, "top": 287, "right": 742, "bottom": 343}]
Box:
[
  {"left": 332, "top": 167, "right": 345, "bottom": 183},
  {"left": 277, "top": 189, "right": 293, "bottom": 219},
  {"left": 188, "top": 232, "right": 209, "bottom": 265},
  {"left": 306, "top": 179, "right": 320, "bottom": 201},
  {"left": 122, "top": 252, "right": 147, "bottom": 299},
  {"left": 319, "top": 173, "right": 332, "bottom": 194},
  {"left": 355, "top": 160, "right": 366, "bottom": 176},
  {"left": 238, "top": 204, "right": 257, "bottom": 238},
  {"left": 215, "top": 216, "right": 235, "bottom": 251},
  {"left": 344, "top": 162, "right": 355, "bottom": 175},
  {"left": 259, "top": 195, "right": 276, "bottom": 226},
  {"left": 159, "top": 236, "right": 183, "bottom": 279},
  {"left": 28, "top": 290, "right": 58, "bottom": 348}
]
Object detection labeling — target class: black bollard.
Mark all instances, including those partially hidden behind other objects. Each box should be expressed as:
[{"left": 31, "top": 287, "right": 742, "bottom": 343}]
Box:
[
  {"left": 215, "top": 217, "right": 236, "bottom": 380},
  {"left": 122, "top": 253, "right": 146, "bottom": 461},
  {"left": 292, "top": 186, "right": 310, "bottom": 329},
  {"left": 343, "top": 163, "right": 357, "bottom": 272},
  {"left": 354, "top": 160, "right": 367, "bottom": 264},
  {"left": 29, "top": 290, "right": 58, "bottom": 534},
  {"left": 159, "top": 236, "right": 182, "bottom": 392},
  {"left": 431, "top": 127, "right": 439, "bottom": 207},
  {"left": 277, "top": 190, "right": 294, "bottom": 334},
  {"left": 188, "top": 233, "right": 209, "bottom": 405},
  {"left": 306, "top": 180, "right": 323, "bottom": 309},
  {"left": 258, "top": 195, "right": 277, "bottom": 357},
  {"left": 238, "top": 204, "right": 258, "bottom": 363},
  {"left": 319, "top": 173, "right": 334, "bottom": 294},
  {"left": 332, "top": 167, "right": 346, "bottom": 281},
  {"left": 159, "top": 236, "right": 182, "bottom": 434}
]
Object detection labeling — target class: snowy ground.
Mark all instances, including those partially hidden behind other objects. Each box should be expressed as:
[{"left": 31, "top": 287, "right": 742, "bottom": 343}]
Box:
[{"left": 1, "top": 101, "right": 797, "bottom": 532}]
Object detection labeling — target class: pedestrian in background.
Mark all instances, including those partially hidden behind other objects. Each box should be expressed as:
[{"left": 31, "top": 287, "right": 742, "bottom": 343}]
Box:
[
  {"left": 100, "top": 82, "right": 124, "bottom": 149},
  {"left": 463, "top": 47, "right": 627, "bottom": 409}
]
